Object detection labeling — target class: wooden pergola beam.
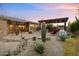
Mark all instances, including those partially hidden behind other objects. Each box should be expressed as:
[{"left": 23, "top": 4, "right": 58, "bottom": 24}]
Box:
[{"left": 39, "top": 17, "right": 68, "bottom": 23}]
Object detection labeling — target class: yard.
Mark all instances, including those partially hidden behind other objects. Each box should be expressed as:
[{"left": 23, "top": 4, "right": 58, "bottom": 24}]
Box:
[
  {"left": 0, "top": 31, "right": 64, "bottom": 56},
  {"left": 0, "top": 17, "right": 79, "bottom": 56}
]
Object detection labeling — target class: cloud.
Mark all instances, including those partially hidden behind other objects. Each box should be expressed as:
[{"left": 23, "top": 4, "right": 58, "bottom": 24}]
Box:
[{"left": 33, "top": 3, "right": 79, "bottom": 10}]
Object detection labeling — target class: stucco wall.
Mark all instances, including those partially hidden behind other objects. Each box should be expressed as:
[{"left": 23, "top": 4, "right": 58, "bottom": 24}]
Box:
[{"left": 0, "top": 19, "right": 8, "bottom": 38}]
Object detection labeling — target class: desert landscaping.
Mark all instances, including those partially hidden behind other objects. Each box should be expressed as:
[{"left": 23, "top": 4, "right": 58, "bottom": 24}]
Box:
[
  {"left": 0, "top": 16, "right": 79, "bottom": 56},
  {"left": 0, "top": 3, "right": 79, "bottom": 56},
  {"left": 0, "top": 15, "right": 79, "bottom": 56},
  {"left": 0, "top": 31, "right": 64, "bottom": 56}
]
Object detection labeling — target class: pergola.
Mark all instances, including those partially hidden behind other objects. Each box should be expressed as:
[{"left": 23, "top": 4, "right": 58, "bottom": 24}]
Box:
[{"left": 39, "top": 17, "right": 69, "bottom": 30}]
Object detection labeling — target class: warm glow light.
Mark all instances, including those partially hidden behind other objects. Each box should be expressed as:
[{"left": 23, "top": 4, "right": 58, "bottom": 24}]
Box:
[
  {"left": 22, "top": 25, "right": 25, "bottom": 29},
  {"left": 18, "top": 25, "right": 25, "bottom": 29},
  {"left": 9, "top": 25, "right": 13, "bottom": 27},
  {"left": 18, "top": 25, "right": 22, "bottom": 28}
]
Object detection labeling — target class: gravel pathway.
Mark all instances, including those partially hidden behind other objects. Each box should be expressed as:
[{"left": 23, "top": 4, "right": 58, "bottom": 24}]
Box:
[{"left": 51, "top": 36, "right": 64, "bottom": 56}]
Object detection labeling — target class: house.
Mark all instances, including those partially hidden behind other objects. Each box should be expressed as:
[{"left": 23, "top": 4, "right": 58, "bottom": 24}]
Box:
[{"left": 0, "top": 15, "right": 38, "bottom": 37}]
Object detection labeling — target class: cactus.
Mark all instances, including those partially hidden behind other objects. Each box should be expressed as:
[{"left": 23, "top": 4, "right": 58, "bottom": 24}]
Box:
[{"left": 41, "top": 22, "right": 46, "bottom": 42}]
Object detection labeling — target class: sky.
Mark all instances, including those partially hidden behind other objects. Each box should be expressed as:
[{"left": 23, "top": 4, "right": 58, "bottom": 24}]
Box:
[{"left": 0, "top": 3, "right": 79, "bottom": 23}]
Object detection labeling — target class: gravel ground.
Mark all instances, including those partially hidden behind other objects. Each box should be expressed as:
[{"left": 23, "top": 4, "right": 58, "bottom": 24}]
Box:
[
  {"left": 0, "top": 31, "right": 64, "bottom": 56},
  {"left": 18, "top": 31, "right": 64, "bottom": 56},
  {"left": 0, "top": 41, "right": 20, "bottom": 55}
]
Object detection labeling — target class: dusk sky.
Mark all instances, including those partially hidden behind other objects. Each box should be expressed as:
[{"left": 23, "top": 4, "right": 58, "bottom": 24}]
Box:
[{"left": 0, "top": 3, "right": 79, "bottom": 23}]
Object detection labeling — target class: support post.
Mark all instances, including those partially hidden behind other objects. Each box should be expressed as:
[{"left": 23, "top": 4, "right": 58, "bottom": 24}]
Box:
[{"left": 64, "top": 22, "right": 66, "bottom": 31}]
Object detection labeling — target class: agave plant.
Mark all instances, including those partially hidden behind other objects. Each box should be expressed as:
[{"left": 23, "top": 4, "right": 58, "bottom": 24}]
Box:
[{"left": 57, "top": 30, "right": 68, "bottom": 41}]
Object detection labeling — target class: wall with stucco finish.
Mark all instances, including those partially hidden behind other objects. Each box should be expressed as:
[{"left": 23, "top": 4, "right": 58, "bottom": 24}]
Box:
[{"left": 0, "top": 18, "right": 8, "bottom": 38}]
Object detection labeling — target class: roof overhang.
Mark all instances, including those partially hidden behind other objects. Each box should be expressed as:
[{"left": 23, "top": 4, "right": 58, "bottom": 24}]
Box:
[
  {"left": 39, "top": 17, "right": 69, "bottom": 23},
  {"left": 0, "top": 15, "right": 38, "bottom": 24}
]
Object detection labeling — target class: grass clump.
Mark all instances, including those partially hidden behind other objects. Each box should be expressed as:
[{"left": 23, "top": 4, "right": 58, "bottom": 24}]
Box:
[{"left": 64, "top": 37, "right": 79, "bottom": 56}]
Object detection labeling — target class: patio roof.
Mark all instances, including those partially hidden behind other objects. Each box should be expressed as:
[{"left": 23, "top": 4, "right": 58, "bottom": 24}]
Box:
[{"left": 39, "top": 17, "right": 69, "bottom": 23}]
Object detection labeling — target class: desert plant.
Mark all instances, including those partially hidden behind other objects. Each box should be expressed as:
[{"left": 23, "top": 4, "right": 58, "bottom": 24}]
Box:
[
  {"left": 32, "top": 36, "right": 36, "bottom": 41},
  {"left": 69, "top": 16, "right": 79, "bottom": 33},
  {"left": 41, "top": 22, "right": 46, "bottom": 42},
  {"left": 29, "top": 31, "right": 32, "bottom": 34},
  {"left": 69, "top": 21, "right": 78, "bottom": 33},
  {"left": 34, "top": 40, "right": 45, "bottom": 55},
  {"left": 46, "top": 37, "right": 51, "bottom": 40},
  {"left": 64, "top": 37, "right": 79, "bottom": 56},
  {"left": 57, "top": 30, "right": 68, "bottom": 41}
]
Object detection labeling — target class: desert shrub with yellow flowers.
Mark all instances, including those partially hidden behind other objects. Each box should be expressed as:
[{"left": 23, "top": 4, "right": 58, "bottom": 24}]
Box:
[{"left": 64, "top": 36, "right": 79, "bottom": 56}]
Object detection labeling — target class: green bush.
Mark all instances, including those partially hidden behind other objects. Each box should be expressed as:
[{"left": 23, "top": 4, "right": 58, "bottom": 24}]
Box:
[
  {"left": 69, "top": 17, "right": 79, "bottom": 33},
  {"left": 46, "top": 23, "right": 53, "bottom": 30},
  {"left": 34, "top": 40, "right": 45, "bottom": 55}
]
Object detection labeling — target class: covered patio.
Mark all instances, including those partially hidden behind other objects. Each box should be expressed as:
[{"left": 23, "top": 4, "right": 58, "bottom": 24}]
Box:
[{"left": 39, "top": 17, "right": 69, "bottom": 30}]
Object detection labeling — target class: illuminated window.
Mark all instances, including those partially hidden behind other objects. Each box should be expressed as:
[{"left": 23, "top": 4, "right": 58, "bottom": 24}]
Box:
[{"left": 9, "top": 24, "right": 13, "bottom": 33}]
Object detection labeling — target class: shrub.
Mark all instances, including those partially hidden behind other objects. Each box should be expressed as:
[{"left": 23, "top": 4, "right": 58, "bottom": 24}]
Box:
[
  {"left": 69, "top": 17, "right": 79, "bottom": 33},
  {"left": 57, "top": 30, "right": 68, "bottom": 41},
  {"left": 46, "top": 37, "right": 51, "bottom": 40},
  {"left": 46, "top": 23, "right": 53, "bottom": 31},
  {"left": 34, "top": 40, "right": 45, "bottom": 55},
  {"left": 32, "top": 37, "right": 36, "bottom": 41},
  {"left": 29, "top": 31, "right": 32, "bottom": 34}
]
